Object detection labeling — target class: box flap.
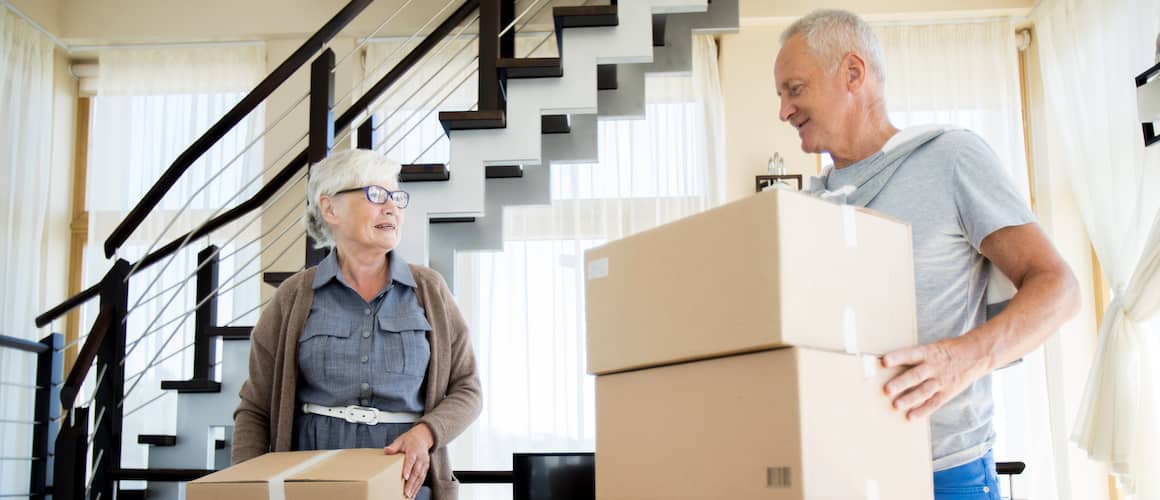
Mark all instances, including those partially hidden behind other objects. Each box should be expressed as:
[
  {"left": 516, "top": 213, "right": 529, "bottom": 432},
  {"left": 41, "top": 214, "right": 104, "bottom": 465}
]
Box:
[
  {"left": 192, "top": 450, "right": 328, "bottom": 484},
  {"left": 292, "top": 448, "right": 405, "bottom": 482}
]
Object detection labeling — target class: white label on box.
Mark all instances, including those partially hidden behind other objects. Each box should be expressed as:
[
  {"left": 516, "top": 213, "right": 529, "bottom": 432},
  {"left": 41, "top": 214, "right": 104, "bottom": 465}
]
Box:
[
  {"left": 587, "top": 258, "right": 609, "bottom": 280},
  {"left": 866, "top": 479, "right": 880, "bottom": 500},
  {"left": 843, "top": 306, "right": 858, "bottom": 354},
  {"left": 842, "top": 205, "right": 858, "bottom": 248}
]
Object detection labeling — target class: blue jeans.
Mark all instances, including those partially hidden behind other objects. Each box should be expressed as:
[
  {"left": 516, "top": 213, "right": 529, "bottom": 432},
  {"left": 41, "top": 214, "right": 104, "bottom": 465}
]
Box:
[{"left": 933, "top": 450, "right": 1002, "bottom": 500}]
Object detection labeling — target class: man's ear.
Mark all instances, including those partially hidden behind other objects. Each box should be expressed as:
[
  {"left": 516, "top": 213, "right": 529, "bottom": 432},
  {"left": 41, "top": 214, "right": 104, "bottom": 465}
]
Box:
[
  {"left": 319, "top": 195, "right": 342, "bottom": 226},
  {"left": 844, "top": 52, "right": 867, "bottom": 91}
]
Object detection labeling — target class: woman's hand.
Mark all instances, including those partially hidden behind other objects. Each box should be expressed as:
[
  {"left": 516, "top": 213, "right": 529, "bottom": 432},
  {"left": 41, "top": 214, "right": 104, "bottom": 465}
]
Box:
[{"left": 384, "top": 423, "right": 434, "bottom": 499}]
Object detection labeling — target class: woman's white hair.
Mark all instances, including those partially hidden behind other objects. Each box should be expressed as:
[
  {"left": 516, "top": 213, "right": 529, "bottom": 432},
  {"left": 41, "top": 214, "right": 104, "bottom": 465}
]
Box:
[
  {"left": 781, "top": 9, "right": 886, "bottom": 84},
  {"left": 304, "top": 149, "right": 402, "bottom": 249}
]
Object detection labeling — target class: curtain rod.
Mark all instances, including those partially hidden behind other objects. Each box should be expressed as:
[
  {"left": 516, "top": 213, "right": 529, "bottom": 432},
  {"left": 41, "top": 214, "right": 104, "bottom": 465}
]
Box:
[{"left": 0, "top": 0, "right": 70, "bottom": 51}]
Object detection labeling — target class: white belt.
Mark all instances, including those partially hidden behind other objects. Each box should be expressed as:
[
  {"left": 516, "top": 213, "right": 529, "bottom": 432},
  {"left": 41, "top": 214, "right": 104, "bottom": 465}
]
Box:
[{"left": 301, "top": 403, "right": 421, "bottom": 425}]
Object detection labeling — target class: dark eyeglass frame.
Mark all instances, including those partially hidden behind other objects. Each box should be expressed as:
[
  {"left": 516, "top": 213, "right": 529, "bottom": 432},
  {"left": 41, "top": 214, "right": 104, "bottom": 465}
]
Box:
[{"left": 334, "top": 185, "right": 410, "bottom": 208}]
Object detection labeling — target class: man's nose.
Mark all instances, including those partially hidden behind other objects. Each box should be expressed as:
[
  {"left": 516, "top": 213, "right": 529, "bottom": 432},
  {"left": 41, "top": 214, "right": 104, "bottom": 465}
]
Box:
[{"left": 778, "top": 98, "right": 795, "bottom": 123}]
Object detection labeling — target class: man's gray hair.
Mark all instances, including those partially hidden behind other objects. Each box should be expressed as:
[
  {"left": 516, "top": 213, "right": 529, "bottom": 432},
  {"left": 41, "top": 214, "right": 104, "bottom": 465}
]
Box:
[
  {"left": 781, "top": 9, "right": 886, "bottom": 84},
  {"left": 304, "top": 149, "right": 402, "bottom": 249}
]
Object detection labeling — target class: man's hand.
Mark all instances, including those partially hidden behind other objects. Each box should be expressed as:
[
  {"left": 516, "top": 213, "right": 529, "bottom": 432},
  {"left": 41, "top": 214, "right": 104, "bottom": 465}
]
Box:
[
  {"left": 384, "top": 423, "right": 435, "bottom": 499},
  {"left": 881, "top": 336, "right": 992, "bottom": 421}
]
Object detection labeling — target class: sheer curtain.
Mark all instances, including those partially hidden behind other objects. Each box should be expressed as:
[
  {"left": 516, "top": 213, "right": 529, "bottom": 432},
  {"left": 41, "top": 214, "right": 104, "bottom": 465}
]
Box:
[
  {"left": 1034, "top": 0, "right": 1160, "bottom": 497},
  {"left": 446, "top": 35, "right": 725, "bottom": 499},
  {"left": 84, "top": 45, "right": 266, "bottom": 472},
  {"left": 0, "top": 5, "right": 54, "bottom": 495},
  {"left": 874, "top": 20, "right": 1080, "bottom": 499}
]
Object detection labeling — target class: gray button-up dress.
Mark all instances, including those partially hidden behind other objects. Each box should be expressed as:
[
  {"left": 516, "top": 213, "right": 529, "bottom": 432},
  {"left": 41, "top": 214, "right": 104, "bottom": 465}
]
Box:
[{"left": 294, "top": 251, "right": 432, "bottom": 498}]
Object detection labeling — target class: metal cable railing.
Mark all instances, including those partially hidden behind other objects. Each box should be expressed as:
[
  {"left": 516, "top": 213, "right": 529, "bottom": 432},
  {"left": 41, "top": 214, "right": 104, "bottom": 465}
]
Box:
[
  {"left": 119, "top": 218, "right": 306, "bottom": 404},
  {"left": 120, "top": 194, "right": 303, "bottom": 361},
  {"left": 331, "top": 0, "right": 453, "bottom": 114},
  {"left": 121, "top": 128, "right": 309, "bottom": 322},
  {"left": 121, "top": 172, "right": 308, "bottom": 359},
  {"left": 338, "top": 11, "right": 481, "bottom": 153},
  {"left": 380, "top": 65, "right": 480, "bottom": 155}
]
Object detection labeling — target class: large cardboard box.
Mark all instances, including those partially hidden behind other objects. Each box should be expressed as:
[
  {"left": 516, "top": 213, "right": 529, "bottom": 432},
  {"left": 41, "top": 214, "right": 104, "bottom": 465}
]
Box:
[
  {"left": 186, "top": 449, "right": 405, "bottom": 500},
  {"left": 584, "top": 188, "right": 917, "bottom": 375},
  {"left": 596, "top": 347, "right": 933, "bottom": 500}
]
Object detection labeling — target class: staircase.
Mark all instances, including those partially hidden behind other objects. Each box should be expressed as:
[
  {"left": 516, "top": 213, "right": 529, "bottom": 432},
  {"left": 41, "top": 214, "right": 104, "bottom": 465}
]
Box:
[{"left": 32, "top": 0, "right": 738, "bottom": 498}]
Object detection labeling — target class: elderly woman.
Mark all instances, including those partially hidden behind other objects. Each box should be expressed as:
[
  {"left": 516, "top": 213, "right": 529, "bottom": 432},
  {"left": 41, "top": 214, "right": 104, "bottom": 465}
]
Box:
[{"left": 232, "top": 149, "right": 482, "bottom": 500}]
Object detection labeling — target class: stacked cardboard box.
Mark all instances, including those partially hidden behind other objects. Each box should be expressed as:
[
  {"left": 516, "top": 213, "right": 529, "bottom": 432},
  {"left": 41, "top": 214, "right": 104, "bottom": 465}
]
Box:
[{"left": 584, "top": 189, "right": 934, "bottom": 500}]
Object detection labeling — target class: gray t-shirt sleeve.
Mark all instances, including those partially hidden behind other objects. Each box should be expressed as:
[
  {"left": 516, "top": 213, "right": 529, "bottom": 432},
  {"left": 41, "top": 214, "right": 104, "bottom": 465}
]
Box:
[{"left": 950, "top": 130, "right": 1037, "bottom": 250}]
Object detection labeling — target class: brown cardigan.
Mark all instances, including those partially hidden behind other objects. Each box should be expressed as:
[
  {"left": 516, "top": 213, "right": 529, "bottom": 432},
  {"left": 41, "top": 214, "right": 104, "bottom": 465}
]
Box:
[{"left": 231, "top": 264, "right": 482, "bottom": 500}]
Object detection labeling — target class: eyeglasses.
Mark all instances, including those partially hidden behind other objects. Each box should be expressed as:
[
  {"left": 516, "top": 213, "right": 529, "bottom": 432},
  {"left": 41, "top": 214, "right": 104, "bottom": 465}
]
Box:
[{"left": 334, "top": 185, "right": 410, "bottom": 208}]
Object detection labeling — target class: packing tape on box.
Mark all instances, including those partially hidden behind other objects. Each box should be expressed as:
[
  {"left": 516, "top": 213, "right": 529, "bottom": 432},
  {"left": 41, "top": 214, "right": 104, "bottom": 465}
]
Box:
[
  {"left": 268, "top": 449, "right": 343, "bottom": 500},
  {"left": 865, "top": 479, "right": 880, "bottom": 500},
  {"left": 587, "top": 257, "right": 609, "bottom": 280},
  {"left": 842, "top": 205, "right": 858, "bottom": 248},
  {"left": 861, "top": 354, "right": 878, "bottom": 380},
  {"left": 843, "top": 306, "right": 858, "bottom": 354}
]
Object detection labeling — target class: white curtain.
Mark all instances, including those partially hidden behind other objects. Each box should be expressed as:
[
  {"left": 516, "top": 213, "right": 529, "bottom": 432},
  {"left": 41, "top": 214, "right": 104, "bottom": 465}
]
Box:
[
  {"left": 877, "top": 21, "right": 1030, "bottom": 200},
  {"left": 1035, "top": 0, "right": 1160, "bottom": 497},
  {"left": 446, "top": 35, "right": 725, "bottom": 499},
  {"left": 84, "top": 45, "right": 267, "bottom": 473},
  {"left": 0, "top": 5, "right": 54, "bottom": 496}
]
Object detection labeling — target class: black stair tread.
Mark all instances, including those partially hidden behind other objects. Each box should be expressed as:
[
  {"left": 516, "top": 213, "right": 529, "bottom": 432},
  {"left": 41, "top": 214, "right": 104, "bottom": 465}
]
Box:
[
  {"left": 486, "top": 165, "right": 524, "bottom": 179},
  {"left": 653, "top": 14, "right": 666, "bottom": 47},
  {"left": 262, "top": 271, "right": 294, "bottom": 288},
  {"left": 542, "top": 114, "right": 571, "bottom": 134},
  {"left": 497, "top": 57, "right": 562, "bottom": 79},
  {"left": 118, "top": 488, "right": 148, "bottom": 500},
  {"left": 438, "top": 110, "right": 506, "bottom": 133},
  {"left": 400, "top": 163, "right": 451, "bottom": 182},
  {"left": 597, "top": 64, "right": 618, "bottom": 90},
  {"left": 160, "top": 379, "right": 222, "bottom": 393},
  {"left": 137, "top": 434, "right": 177, "bottom": 446},
  {"left": 210, "top": 326, "right": 251, "bottom": 340},
  {"left": 996, "top": 462, "right": 1026, "bottom": 475},
  {"left": 554, "top": 5, "right": 618, "bottom": 29},
  {"left": 430, "top": 217, "right": 477, "bottom": 224}
]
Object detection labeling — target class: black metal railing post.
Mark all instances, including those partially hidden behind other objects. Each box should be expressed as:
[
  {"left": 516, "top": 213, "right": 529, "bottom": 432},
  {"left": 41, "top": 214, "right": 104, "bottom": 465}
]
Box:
[
  {"left": 30, "top": 332, "right": 63, "bottom": 500},
  {"left": 357, "top": 116, "right": 376, "bottom": 150},
  {"left": 478, "top": 0, "right": 505, "bottom": 112},
  {"left": 306, "top": 49, "right": 337, "bottom": 267},
  {"left": 160, "top": 247, "right": 223, "bottom": 392},
  {"left": 90, "top": 259, "right": 130, "bottom": 500},
  {"left": 52, "top": 406, "right": 89, "bottom": 500},
  {"left": 193, "top": 246, "right": 220, "bottom": 381}
]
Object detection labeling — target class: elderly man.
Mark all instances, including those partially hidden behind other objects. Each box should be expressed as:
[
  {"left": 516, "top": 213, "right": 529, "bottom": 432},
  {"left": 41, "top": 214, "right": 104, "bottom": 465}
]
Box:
[{"left": 774, "top": 9, "right": 1080, "bottom": 500}]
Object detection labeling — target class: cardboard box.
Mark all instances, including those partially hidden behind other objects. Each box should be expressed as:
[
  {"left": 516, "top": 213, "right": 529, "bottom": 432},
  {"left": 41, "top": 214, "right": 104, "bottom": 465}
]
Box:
[
  {"left": 595, "top": 347, "right": 933, "bottom": 500},
  {"left": 584, "top": 188, "right": 917, "bottom": 375},
  {"left": 186, "top": 449, "right": 405, "bottom": 500}
]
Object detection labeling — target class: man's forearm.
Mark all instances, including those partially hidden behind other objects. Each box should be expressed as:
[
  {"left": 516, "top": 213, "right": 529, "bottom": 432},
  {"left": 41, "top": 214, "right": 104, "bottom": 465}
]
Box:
[{"left": 961, "top": 266, "right": 1081, "bottom": 373}]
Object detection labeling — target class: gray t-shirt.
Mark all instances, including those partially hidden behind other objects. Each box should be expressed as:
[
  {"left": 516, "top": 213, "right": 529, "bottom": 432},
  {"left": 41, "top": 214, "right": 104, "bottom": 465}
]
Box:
[{"left": 825, "top": 127, "right": 1035, "bottom": 471}]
